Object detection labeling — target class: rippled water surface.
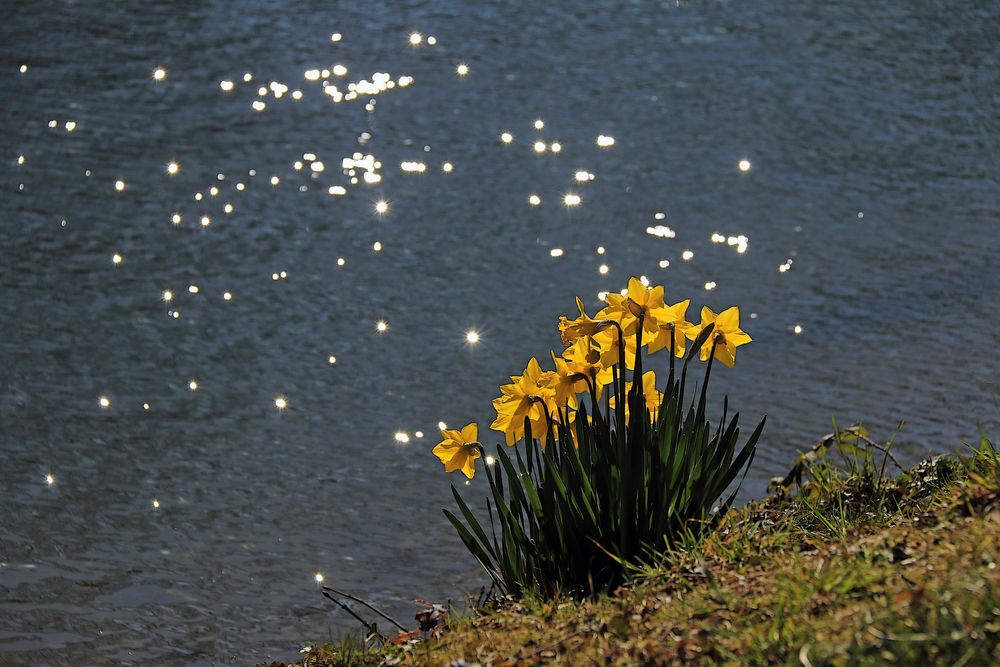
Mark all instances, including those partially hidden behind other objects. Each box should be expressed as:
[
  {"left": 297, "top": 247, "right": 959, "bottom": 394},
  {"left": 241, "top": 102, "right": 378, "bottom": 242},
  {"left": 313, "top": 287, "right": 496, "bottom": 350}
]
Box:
[{"left": 2, "top": 1, "right": 998, "bottom": 664}]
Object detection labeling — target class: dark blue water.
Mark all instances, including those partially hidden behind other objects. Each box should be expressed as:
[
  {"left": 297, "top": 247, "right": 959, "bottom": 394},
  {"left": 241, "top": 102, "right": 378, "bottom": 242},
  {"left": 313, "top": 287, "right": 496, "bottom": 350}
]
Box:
[{"left": 2, "top": 1, "right": 998, "bottom": 664}]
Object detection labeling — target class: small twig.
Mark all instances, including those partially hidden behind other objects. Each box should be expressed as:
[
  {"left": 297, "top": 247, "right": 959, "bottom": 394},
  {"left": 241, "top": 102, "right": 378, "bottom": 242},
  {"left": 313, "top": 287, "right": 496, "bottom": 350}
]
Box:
[
  {"left": 320, "top": 588, "right": 386, "bottom": 642},
  {"left": 322, "top": 585, "right": 408, "bottom": 632},
  {"left": 810, "top": 429, "right": 903, "bottom": 470},
  {"left": 771, "top": 427, "right": 904, "bottom": 492}
]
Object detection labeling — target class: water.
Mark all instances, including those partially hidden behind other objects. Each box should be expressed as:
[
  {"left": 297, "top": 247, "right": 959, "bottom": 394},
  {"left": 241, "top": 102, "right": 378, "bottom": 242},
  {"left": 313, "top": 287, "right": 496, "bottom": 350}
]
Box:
[{"left": 1, "top": 1, "right": 997, "bottom": 664}]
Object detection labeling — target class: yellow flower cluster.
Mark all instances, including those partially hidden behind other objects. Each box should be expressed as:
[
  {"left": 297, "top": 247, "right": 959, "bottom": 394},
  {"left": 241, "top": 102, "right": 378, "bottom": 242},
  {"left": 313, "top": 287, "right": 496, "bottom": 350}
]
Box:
[{"left": 433, "top": 277, "right": 751, "bottom": 478}]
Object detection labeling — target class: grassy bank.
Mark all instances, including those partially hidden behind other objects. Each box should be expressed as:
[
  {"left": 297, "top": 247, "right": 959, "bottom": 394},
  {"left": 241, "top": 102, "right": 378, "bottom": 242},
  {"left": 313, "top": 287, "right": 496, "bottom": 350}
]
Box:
[{"left": 277, "top": 433, "right": 999, "bottom": 666}]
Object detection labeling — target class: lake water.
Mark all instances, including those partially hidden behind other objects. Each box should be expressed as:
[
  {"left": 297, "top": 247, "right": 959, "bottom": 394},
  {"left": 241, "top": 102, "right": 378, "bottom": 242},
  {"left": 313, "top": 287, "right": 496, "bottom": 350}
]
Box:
[{"left": 1, "top": 1, "right": 997, "bottom": 664}]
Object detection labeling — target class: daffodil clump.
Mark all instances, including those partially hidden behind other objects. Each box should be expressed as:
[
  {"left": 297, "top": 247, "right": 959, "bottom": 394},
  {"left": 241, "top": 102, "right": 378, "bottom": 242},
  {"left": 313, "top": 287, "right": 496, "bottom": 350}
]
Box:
[{"left": 434, "top": 278, "right": 765, "bottom": 597}]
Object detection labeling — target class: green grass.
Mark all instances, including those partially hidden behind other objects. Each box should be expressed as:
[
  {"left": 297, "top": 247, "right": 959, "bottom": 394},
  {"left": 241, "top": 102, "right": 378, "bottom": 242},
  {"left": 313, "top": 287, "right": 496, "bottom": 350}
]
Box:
[{"left": 275, "top": 430, "right": 1000, "bottom": 666}]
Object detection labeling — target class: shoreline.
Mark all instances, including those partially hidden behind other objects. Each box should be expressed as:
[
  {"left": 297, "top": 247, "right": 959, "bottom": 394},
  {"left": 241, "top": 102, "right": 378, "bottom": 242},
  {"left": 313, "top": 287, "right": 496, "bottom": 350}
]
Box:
[{"left": 273, "top": 435, "right": 999, "bottom": 666}]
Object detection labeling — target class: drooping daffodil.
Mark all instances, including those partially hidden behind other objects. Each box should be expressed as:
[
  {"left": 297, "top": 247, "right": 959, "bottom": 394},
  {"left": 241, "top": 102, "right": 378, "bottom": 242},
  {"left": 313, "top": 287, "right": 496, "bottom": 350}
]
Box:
[
  {"left": 490, "top": 357, "right": 559, "bottom": 446},
  {"left": 646, "top": 299, "right": 694, "bottom": 357},
  {"left": 557, "top": 296, "right": 614, "bottom": 346},
  {"left": 592, "top": 325, "right": 639, "bottom": 370},
  {"left": 545, "top": 337, "right": 614, "bottom": 409},
  {"left": 598, "top": 277, "right": 665, "bottom": 338},
  {"left": 687, "top": 306, "right": 752, "bottom": 368},
  {"left": 432, "top": 422, "right": 482, "bottom": 479}
]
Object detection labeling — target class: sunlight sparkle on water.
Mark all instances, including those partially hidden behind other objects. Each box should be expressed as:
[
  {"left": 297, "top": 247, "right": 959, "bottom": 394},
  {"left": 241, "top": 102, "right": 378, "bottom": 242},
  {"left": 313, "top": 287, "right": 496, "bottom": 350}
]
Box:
[
  {"left": 162, "top": 290, "right": 173, "bottom": 302},
  {"left": 646, "top": 225, "right": 675, "bottom": 238},
  {"left": 394, "top": 432, "right": 410, "bottom": 443},
  {"left": 112, "top": 253, "right": 123, "bottom": 266},
  {"left": 274, "top": 396, "right": 288, "bottom": 411},
  {"left": 534, "top": 119, "right": 544, "bottom": 130},
  {"left": 533, "top": 141, "right": 546, "bottom": 153},
  {"left": 442, "top": 162, "right": 453, "bottom": 173},
  {"left": 456, "top": 63, "right": 469, "bottom": 76},
  {"left": 599, "top": 264, "right": 609, "bottom": 275},
  {"left": 114, "top": 180, "right": 126, "bottom": 192},
  {"left": 166, "top": 162, "right": 179, "bottom": 175},
  {"left": 528, "top": 194, "right": 541, "bottom": 206},
  {"left": 220, "top": 80, "right": 234, "bottom": 91},
  {"left": 465, "top": 330, "right": 480, "bottom": 344},
  {"left": 596, "top": 135, "right": 615, "bottom": 147},
  {"left": 188, "top": 380, "right": 199, "bottom": 392},
  {"left": 793, "top": 325, "right": 803, "bottom": 335},
  {"left": 550, "top": 142, "right": 562, "bottom": 153},
  {"left": 550, "top": 248, "right": 564, "bottom": 257},
  {"left": 500, "top": 132, "right": 513, "bottom": 144},
  {"left": 563, "top": 193, "right": 581, "bottom": 207},
  {"left": 437, "top": 421, "right": 448, "bottom": 431},
  {"left": 738, "top": 158, "right": 752, "bottom": 172},
  {"left": 375, "top": 320, "right": 388, "bottom": 333},
  {"left": 315, "top": 572, "right": 324, "bottom": 583},
  {"left": 45, "top": 473, "right": 55, "bottom": 486},
  {"left": 374, "top": 200, "right": 389, "bottom": 215},
  {"left": 99, "top": 396, "right": 111, "bottom": 408},
  {"left": 409, "top": 32, "right": 422, "bottom": 45},
  {"left": 152, "top": 67, "right": 167, "bottom": 81},
  {"left": 328, "top": 356, "right": 337, "bottom": 364}
]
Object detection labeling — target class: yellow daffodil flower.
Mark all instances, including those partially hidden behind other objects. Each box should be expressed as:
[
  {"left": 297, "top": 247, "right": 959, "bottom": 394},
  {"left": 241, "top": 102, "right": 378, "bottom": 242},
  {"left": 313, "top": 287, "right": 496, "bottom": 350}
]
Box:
[
  {"left": 598, "top": 277, "right": 665, "bottom": 338},
  {"left": 557, "top": 296, "right": 614, "bottom": 346},
  {"left": 646, "top": 299, "right": 694, "bottom": 357},
  {"left": 592, "top": 326, "right": 638, "bottom": 370},
  {"left": 432, "top": 422, "right": 482, "bottom": 479},
  {"left": 546, "top": 338, "right": 614, "bottom": 408},
  {"left": 687, "top": 306, "right": 752, "bottom": 368},
  {"left": 491, "top": 357, "right": 559, "bottom": 446},
  {"left": 609, "top": 370, "right": 662, "bottom": 423}
]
